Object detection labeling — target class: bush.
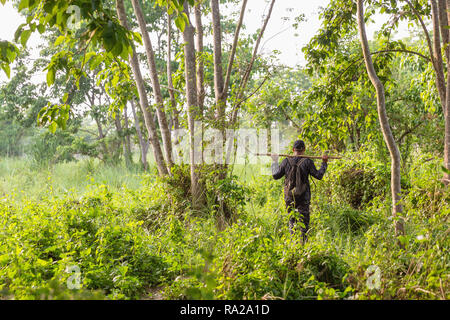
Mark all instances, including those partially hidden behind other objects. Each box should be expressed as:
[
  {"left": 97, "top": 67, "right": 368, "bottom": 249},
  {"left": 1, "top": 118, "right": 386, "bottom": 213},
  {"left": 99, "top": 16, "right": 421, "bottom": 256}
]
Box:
[
  {"left": 317, "top": 204, "right": 380, "bottom": 235},
  {"left": 0, "top": 121, "right": 26, "bottom": 156},
  {"left": 29, "top": 129, "right": 76, "bottom": 165},
  {"left": 159, "top": 164, "right": 250, "bottom": 221},
  {"left": 322, "top": 152, "right": 390, "bottom": 209},
  {"left": 0, "top": 185, "right": 168, "bottom": 299}
]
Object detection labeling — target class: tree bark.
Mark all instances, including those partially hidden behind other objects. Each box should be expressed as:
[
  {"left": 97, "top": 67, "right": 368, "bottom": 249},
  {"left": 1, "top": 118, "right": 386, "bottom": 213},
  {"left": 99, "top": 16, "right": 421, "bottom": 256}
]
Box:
[
  {"left": 182, "top": 2, "right": 203, "bottom": 208},
  {"left": 94, "top": 116, "right": 108, "bottom": 160},
  {"left": 357, "top": 0, "right": 405, "bottom": 235},
  {"left": 194, "top": 2, "right": 205, "bottom": 111},
  {"left": 131, "top": 0, "right": 173, "bottom": 169},
  {"left": 444, "top": 0, "right": 450, "bottom": 184},
  {"left": 123, "top": 103, "right": 133, "bottom": 167},
  {"left": 130, "top": 99, "right": 149, "bottom": 171},
  {"left": 430, "top": 0, "right": 447, "bottom": 106},
  {"left": 115, "top": 0, "right": 168, "bottom": 176},
  {"left": 194, "top": 2, "right": 205, "bottom": 164},
  {"left": 113, "top": 110, "right": 127, "bottom": 163},
  {"left": 166, "top": 13, "right": 179, "bottom": 130},
  {"left": 211, "top": 0, "right": 225, "bottom": 125}
]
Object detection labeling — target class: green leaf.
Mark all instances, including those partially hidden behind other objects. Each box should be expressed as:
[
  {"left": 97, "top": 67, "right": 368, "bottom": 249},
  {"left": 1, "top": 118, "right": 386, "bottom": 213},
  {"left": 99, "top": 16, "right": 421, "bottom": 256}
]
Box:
[
  {"left": 54, "top": 35, "right": 65, "bottom": 46},
  {"left": 18, "top": 0, "right": 29, "bottom": 11},
  {"left": 89, "top": 54, "right": 103, "bottom": 70},
  {"left": 20, "top": 29, "right": 32, "bottom": 46},
  {"left": 14, "top": 23, "right": 26, "bottom": 43},
  {"left": 119, "top": 44, "right": 130, "bottom": 61},
  {"left": 174, "top": 16, "right": 185, "bottom": 32},
  {"left": 46, "top": 67, "right": 55, "bottom": 86},
  {"left": 37, "top": 24, "right": 45, "bottom": 34},
  {"left": 132, "top": 31, "right": 142, "bottom": 45},
  {"left": 48, "top": 121, "right": 57, "bottom": 133},
  {"left": 111, "top": 41, "right": 123, "bottom": 57},
  {"left": 1, "top": 63, "right": 10, "bottom": 78}
]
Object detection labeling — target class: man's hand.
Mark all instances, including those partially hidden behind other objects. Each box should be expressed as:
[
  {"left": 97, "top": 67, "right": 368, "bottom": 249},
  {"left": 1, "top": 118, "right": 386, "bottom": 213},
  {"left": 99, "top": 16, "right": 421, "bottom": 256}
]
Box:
[{"left": 322, "top": 154, "right": 329, "bottom": 163}]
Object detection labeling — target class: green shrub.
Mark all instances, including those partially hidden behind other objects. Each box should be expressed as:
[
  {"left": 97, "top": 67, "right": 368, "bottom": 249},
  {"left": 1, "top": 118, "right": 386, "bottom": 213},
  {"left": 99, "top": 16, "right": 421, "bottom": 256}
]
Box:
[
  {"left": 0, "top": 186, "right": 168, "bottom": 299},
  {"left": 321, "top": 152, "right": 390, "bottom": 209}
]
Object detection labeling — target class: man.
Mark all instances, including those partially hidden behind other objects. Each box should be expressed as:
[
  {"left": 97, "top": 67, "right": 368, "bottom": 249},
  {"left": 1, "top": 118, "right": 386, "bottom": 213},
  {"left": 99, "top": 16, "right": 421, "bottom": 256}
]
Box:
[{"left": 271, "top": 140, "right": 328, "bottom": 242}]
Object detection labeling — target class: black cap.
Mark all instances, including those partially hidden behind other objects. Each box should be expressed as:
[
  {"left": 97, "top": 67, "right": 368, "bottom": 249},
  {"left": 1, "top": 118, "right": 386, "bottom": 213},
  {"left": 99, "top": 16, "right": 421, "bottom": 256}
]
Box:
[{"left": 293, "top": 140, "right": 305, "bottom": 151}]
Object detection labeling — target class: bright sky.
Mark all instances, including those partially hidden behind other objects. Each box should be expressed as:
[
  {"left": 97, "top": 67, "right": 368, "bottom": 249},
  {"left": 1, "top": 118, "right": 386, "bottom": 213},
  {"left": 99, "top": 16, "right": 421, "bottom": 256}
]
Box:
[{"left": 0, "top": 0, "right": 412, "bottom": 82}]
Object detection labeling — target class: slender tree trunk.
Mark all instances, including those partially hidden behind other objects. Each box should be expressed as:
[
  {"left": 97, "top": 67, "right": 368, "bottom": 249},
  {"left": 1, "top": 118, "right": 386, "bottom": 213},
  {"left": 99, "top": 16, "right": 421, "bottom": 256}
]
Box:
[
  {"left": 430, "top": 0, "right": 447, "bottom": 106},
  {"left": 94, "top": 116, "right": 108, "bottom": 161},
  {"left": 131, "top": 99, "right": 149, "bottom": 171},
  {"left": 194, "top": 2, "right": 205, "bottom": 111},
  {"left": 166, "top": 13, "right": 179, "bottom": 130},
  {"left": 131, "top": 0, "right": 173, "bottom": 169},
  {"left": 357, "top": 0, "right": 405, "bottom": 236},
  {"left": 183, "top": 2, "right": 203, "bottom": 209},
  {"left": 194, "top": 2, "right": 205, "bottom": 164},
  {"left": 113, "top": 110, "right": 127, "bottom": 163},
  {"left": 115, "top": 0, "right": 168, "bottom": 175},
  {"left": 123, "top": 104, "right": 133, "bottom": 167},
  {"left": 211, "top": 0, "right": 225, "bottom": 126},
  {"left": 444, "top": 0, "right": 450, "bottom": 184},
  {"left": 222, "top": 0, "right": 248, "bottom": 103}
]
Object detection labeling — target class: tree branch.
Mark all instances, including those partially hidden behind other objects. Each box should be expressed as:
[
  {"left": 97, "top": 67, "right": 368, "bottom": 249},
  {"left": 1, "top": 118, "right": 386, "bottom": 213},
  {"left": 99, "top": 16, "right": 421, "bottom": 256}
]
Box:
[
  {"left": 222, "top": 0, "right": 248, "bottom": 102},
  {"left": 335, "top": 49, "right": 431, "bottom": 83},
  {"left": 403, "top": 0, "right": 438, "bottom": 71},
  {"left": 230, "top": 0, "right": 276, "bottom": 125}
]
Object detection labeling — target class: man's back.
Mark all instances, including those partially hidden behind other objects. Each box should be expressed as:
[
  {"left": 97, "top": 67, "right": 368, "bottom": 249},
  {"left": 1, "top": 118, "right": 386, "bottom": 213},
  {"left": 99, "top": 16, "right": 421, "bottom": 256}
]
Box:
[{"left": 272, "top": 157, "right": 328, "bottom": 203}]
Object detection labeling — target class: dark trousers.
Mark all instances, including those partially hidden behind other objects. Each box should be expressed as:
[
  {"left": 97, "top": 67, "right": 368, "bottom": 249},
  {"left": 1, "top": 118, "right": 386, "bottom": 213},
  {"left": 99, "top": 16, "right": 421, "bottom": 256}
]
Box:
[{"left": 286, "top": 197, "right": 310, "bottom": 242}]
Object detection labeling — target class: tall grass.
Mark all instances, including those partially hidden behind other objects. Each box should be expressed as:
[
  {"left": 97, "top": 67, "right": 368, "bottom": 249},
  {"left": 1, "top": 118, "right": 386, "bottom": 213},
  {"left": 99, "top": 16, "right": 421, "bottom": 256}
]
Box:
[{"left": 0, "top": 157, "right": 149, "bottom": 200}]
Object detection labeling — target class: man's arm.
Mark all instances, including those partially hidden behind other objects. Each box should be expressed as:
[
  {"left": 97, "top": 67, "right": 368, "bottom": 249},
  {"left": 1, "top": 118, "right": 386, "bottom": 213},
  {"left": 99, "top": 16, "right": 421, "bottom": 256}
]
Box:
[
  {"left": 272, "top": 157, "right": 286, "bottom": 180},
  {"left": 308, "top": 158, "right": 328, "bottom": 180}
]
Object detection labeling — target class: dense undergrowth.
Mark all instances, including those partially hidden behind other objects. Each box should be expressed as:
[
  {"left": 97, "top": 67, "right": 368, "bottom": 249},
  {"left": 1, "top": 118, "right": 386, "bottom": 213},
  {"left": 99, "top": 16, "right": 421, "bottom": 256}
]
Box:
[{"left": 0, "top": 151, "right": 448, "bottom": 300}]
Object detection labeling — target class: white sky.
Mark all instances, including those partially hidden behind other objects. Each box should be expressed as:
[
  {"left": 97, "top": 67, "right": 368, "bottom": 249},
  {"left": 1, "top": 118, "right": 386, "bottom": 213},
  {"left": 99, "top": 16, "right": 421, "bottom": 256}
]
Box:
[{"left": 0, "top": 0, "right": 413, "bottom": 83}]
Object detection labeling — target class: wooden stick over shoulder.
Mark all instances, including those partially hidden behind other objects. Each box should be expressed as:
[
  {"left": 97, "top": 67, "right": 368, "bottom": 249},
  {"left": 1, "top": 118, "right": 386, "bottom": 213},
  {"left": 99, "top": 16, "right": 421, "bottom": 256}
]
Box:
[{"left": 255, "top": 153, "right": 342, "bottom": 160}]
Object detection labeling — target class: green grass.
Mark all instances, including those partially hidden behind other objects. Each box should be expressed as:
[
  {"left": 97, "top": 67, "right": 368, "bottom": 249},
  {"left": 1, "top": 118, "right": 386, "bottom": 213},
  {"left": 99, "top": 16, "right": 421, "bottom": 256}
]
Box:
[{"left": 0, "top": 157, "right": 150, "bottom": 200}]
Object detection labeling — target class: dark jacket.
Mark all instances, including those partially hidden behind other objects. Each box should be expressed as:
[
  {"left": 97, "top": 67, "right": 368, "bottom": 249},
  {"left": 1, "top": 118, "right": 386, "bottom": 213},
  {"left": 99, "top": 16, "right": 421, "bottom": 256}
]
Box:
[{"left": 272, "top": 157, "right": 327, "bottom": 204}]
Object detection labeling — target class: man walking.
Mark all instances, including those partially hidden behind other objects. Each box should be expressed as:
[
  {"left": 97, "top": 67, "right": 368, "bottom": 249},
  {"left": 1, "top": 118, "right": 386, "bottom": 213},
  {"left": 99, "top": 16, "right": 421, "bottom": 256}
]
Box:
[{"left": 271, "top": 140, "right": 328, "bottom": 242}]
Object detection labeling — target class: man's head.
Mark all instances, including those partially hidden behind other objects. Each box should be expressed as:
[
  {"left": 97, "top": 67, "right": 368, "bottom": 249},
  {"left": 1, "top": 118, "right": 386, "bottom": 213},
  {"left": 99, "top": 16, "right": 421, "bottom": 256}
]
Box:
[{"left": 293, "top": 140, "right": 305, "bottom": 155}]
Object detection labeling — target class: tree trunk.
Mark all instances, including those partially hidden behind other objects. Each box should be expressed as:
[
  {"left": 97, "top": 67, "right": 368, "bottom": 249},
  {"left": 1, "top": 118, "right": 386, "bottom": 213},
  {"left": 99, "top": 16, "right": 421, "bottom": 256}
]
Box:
[
  {"left": 356, "top": 0, "right": 405, "bottom": 236},
  {"left": 94, "top": 116, "right": 108, "bottom": 161},
  {"left": 166, "top": 13, "right": 179, "bottom": 130},
  {"left": 115, "top": 0, "right": 168, "bottom": 176},
  {"left": 131, "top": 99, "right": 149, "bottom": 171},
  {"left": 211, "top": 0, "right": 225, "bottom": 126},
  {"left": 222, "top": 0, "right": 248, "bottom": 103},
  {"left": 182, "top": 2, "right": 203, "bottom": 209},
  {"left": 444, "top": 0, "right": 450, "bottom": 184},
  {"left": 194, "top": 2, "right": 205, "bottom": 111},
  {"left": 131, "top": 0, "right": 173, "bottom": 169},
  {"left": 113, "top": 110, "right": 127, "bottom": 163},
  {"left": 430, "top": 0, "right": 447, "bottom": 106},
  {"left": 123, "top": 104, "right": 133, "bottom": 167},
  {"left": 194, "top": 2, "right": 205, "bottom": 164}
]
